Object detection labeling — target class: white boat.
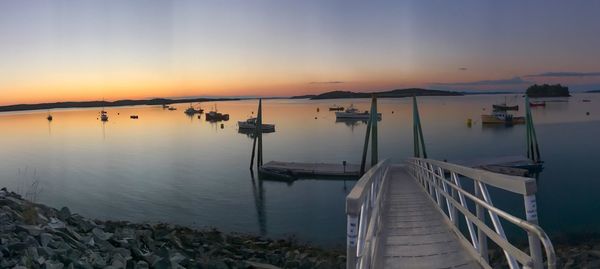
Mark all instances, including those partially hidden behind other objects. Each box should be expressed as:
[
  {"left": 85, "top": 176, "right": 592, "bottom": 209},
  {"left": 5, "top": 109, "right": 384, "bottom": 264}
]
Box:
[
  {"left": 238, "top": 117, "right": 275, "bottom": 132},
  {"left": 100, "top": 110, "right": 108, "bottom": 121},
  {"left": 335, "top": 105, "right": 381, "bottom": 120}
]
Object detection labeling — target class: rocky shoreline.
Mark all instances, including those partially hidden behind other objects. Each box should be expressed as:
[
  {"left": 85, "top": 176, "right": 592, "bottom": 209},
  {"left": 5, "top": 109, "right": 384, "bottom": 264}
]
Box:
[
  {"left": 3, "top": 187, "right": 600, "bottom": 269},
  {"left": 0, "top": 189, "right": 345, "bottom": 269}
]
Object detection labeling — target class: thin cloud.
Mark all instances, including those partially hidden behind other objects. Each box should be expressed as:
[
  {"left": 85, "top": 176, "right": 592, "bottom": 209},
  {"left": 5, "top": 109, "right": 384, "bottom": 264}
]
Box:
[
  {"left": 309, "top": 81, "right": 344, "bottom": 85},
  {"left": 431, "top": 76, "right": 531, "bottom": 87},
  {"left": 525, "top": 72, "right": 600, "bottom": 78}
]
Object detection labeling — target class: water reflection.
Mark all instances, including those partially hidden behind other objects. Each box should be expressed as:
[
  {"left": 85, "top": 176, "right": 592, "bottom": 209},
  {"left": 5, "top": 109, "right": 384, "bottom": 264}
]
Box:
[
  {"left": 1, "top": 94, "right": 600, "bottom": 245},
  {"left": 335, "top": 118, "right": 367, "bottom": 130},
  {"left": 250, "top": 172, "right": 267, "bottom": 236}
]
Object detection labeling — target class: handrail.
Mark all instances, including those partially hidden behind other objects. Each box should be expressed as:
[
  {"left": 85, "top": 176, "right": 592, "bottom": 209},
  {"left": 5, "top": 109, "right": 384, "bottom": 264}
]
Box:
[
  {"left": 347, "top": 159, "right": 390, "bottom": 215},
  {"left": 406, "top": 158, "right": 555, "bottom": 269},
  {"left": 346, "top": 159, "right": 390, "bottom": 269},
  {"left": 411, "top": 158, "right": 537, "bottom": 195}
]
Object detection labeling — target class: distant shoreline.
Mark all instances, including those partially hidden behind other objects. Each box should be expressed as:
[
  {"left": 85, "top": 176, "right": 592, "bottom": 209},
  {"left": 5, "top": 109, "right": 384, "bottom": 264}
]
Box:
[
  {"left": 0, "top": 97, "right": 242, "bottom": 113},
  {"left": 291, "top": 88, "right": 463, "bottom": 100}
]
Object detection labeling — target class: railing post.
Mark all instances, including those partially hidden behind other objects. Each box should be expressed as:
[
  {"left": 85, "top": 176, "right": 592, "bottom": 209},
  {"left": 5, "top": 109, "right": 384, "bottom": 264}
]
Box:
[
  {"left": 524, "top": 194, "right": 543, "bottom": 269},
  {"left": 474, "top": 180, "right": 489, "bottom": 262},
  {"left": 347, "top": 214, "right": 359, "bottom": 269}
]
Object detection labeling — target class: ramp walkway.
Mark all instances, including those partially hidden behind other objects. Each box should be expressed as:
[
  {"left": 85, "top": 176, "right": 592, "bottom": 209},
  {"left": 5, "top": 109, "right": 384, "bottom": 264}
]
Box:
[{"left": 346, "top": 159, "right": 556, "bottom": 269}]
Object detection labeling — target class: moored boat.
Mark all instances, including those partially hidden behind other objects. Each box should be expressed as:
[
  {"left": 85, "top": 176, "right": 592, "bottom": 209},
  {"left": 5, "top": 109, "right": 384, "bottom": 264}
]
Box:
[
  {"left": 335, "top": 105, "right": 381, "bottom": 120},
  {"left": 492, "top": 104, "right": 519, "bottom": 111},
  {"left": 184, "top": 103, "right": 204, "bottom": 115},
  {"left": 100, "top": 110, "right": 108, "bottom": 121},
  {"left": 529, "top": 101, "right": 546, "bottom": 107},
  {"left": 329, "top": 105, "right": 344, "bottom": 111},
  {"left": 205, "top": 111, "right": 229, "bottom": 122},
  {"left": 46, "top": 111, "right": 53, "bottom": 121},
  {"left": 238, "top": 117, "right": 275, "bottom": 132},
  {"left": 481, "top": 110, "right": 525, "bottom": 125}
]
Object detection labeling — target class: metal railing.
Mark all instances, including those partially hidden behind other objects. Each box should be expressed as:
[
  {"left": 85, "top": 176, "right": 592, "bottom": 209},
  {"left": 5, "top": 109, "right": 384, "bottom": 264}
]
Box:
[
  {"left": 346, "top": 159, "right": 390, "bottom": 269},
  {"left": 406, "top": 158, "right": 556, "bottom": 269}
]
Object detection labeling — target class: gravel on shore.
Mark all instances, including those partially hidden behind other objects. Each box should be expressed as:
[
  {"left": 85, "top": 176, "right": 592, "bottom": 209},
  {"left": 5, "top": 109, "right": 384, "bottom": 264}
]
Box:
[{"left": 0, "top": 188, "right": 345, "bottom": 269}]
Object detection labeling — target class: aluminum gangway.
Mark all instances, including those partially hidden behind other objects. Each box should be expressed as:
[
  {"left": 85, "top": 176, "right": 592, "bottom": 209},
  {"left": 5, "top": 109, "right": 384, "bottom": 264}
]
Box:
[{"left": 346, "top": 159, "right": 556, "bottom": 269}]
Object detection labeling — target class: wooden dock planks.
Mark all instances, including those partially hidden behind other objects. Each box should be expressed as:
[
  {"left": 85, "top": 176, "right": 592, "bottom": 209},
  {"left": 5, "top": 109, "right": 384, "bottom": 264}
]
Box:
[{"left": 376, "top": 166, "right": 482, "bottom": 269}]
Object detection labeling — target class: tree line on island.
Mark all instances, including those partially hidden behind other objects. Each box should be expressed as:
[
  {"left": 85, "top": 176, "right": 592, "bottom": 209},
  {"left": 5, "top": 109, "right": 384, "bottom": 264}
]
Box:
[
  {"left": 526, "top": 84, "right": 571, "bottom": 97},
  {"left": 291, "top": 88, "right": 463, "bottom": 99},
  {"left": 294, "top": 84, "right": 574, "bottom": 100}
]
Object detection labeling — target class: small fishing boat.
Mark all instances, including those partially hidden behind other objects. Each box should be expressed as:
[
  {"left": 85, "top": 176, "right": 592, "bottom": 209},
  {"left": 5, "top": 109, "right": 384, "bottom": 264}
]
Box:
[
  {"left": 205, "top": 111, "right": 229, "bottom": 121},
  {"left": 529, "top": 101, "right": 546, "bottom": 107},
  {"left": 238, "top": 117, "right": 275, "bottom": 132},
  {"left": 335, "top": 105, "right": 381, "bottom": 120},
  {"left": 205, "top": 104, "right": 229, "bottom": 122},
  {"left": 162, "top": 104, "right": 169, "bottom": 109},
  {"left": 481, "top": 110, "right": 525, "bottom": 125},
  {"left": 46, "top": 111, "right": 53, "bottom": 121},
  {"left": 100, "top": 110, "right": 108, "bottom": 121},
  {"left": 582, "top": 99, "right": 591, "bottom": 103},
  {"left": 168, "top": 107, "right": 177, "bottom": 111},
  {"left": 329, "top": 105, "right": 345, "bottom": 111},
  {"left": 130, "top": 115, "right": 139, "bottom": 119},
  {"left": 492, "top": 104, "right": 519, "bottom": 111},
  {"left": 184, "top": 103, "right": 204, "bottom": 115}
]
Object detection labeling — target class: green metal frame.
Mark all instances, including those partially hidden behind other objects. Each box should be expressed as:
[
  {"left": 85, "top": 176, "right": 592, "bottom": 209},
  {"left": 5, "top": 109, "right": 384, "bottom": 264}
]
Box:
[
  {"left": 250, "top": 99, "right": 264, "bottom": 170},
  {"left": 413, "top": 96, "right": 428, "bottom": 159},
  {"left": 360, "top": 96, "right": 379, "bottom": 175}
]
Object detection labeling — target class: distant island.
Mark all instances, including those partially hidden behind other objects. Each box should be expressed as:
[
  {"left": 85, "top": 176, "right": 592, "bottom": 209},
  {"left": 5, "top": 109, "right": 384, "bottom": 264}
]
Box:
[
  {"left": 587, "top": 90, "right": 600, "bottom": 93},
  {"left": 526, "top": 84, "right": 571, "bottom": 97},
  {"left": 0, "top": 97, "right": 239, "bottom": 113},
  {"left": 292, "top": 88, "right": 462, "bottom": 100}
]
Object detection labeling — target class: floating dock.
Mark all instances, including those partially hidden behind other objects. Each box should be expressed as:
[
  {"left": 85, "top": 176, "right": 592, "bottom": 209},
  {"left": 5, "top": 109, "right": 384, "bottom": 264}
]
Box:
[
  {"left": 260, "top": 161, "right": 360, "bottom": 179},
  {"left": 453, "top": 155, "right": 542, "bottom": 177},
  {"left": 454, "top": 155, "right": 541, "bottom": 169}
]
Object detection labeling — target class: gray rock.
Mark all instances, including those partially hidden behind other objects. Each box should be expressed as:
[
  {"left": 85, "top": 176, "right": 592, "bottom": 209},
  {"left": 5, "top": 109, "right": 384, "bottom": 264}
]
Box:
[
  {"left": 135, "top": 261, "right": 149, "bottom": 269},
  {"left": 69, "top": 215, "right": 95, "bottom": 233},
  {"left": 245, "top": 261, "right": 283, "bottom": 269},
  {"left": 48, "top": 218, "right": 66, "bottom": 229},
  {"left": 37, "top": 246, "right": 55, "bottom": 257},
  {"left": 112, "top": 247, "right": 132, "bottom": 259},
  {"left": 314, "top": 260, "right": 334, "bottom": 269},
  {"left": 26, "top": 246, "right": 40, "bottom": 261},
  {"left": 170, "top": 252, "right": 187, "bottom": 264},
  {"left": 44, "top": 260, "right": 65, "bottom": 269},
  {"left": 40, "top": 232, "right": 54, "bottom": 247},
  {"left": 152, "top": 258, "right": 171, "bottom": 269},
  {"left": 92, "top": 227, "right": 113, "bottom": 241},
  {"left": 7, "top": 242, "right": 29, "bottom": 252}
]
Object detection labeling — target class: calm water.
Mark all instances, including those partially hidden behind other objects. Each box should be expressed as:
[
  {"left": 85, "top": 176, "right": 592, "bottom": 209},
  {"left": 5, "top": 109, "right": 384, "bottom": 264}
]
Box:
[{"left": 1, "top": 94, "right": 600, "bottom": 246}]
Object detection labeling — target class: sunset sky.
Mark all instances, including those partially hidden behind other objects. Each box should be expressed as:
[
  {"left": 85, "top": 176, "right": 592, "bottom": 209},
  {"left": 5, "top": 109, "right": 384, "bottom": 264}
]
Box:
[{"left": 1, "top": 0, "right": 600, "bottom": 105}]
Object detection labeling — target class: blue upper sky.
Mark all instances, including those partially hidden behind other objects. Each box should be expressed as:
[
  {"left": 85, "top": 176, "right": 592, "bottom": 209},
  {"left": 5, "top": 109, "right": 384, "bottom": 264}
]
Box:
[{"left": 1, "top": 0, "right": 599, "bottom": 103}]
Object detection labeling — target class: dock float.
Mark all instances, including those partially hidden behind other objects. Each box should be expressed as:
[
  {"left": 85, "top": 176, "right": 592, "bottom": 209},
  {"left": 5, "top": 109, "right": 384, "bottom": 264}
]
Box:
[
  {"left": 453, "top": 155, "right": 543, "bottom": 176},
  {"left": 260, "top": 161, "right": 360, "bottom": 179}
]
